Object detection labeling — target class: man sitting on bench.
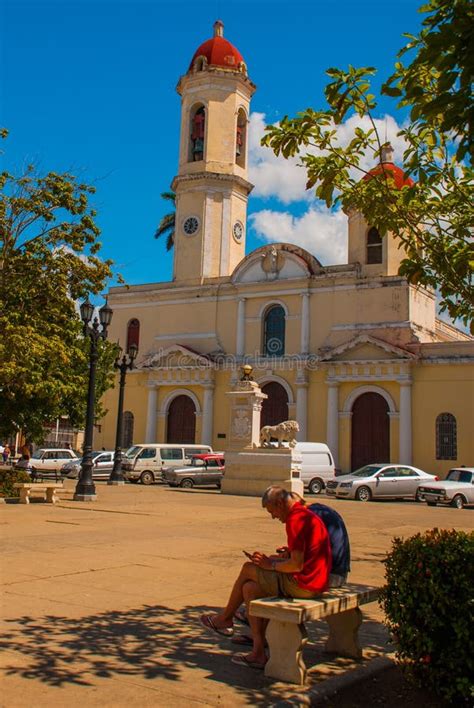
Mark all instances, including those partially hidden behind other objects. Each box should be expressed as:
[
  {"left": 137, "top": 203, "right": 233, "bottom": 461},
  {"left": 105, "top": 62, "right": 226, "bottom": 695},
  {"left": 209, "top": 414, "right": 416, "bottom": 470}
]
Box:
[{"left": 200, "top": 485, "right": 332, "bottom": 669}]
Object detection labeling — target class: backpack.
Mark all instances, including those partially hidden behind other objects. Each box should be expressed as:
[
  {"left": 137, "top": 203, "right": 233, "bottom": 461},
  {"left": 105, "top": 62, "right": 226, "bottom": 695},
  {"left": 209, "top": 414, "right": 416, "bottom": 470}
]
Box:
[{"left": 307, "top": 503, "right": 351, "bottom": 576}]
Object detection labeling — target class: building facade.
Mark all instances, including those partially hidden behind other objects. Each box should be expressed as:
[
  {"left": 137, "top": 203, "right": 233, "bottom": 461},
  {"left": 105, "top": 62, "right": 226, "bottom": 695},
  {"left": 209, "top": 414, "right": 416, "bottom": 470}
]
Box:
[{"left": 96, "top": 21, "right": 474, "bottom": 477}]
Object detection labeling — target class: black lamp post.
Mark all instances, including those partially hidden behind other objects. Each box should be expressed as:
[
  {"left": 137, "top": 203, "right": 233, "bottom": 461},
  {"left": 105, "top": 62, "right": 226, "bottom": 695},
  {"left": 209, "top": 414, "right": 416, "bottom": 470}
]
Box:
[
  {"left": 108, "top": 343, "right": 138, "bottom": 485},
  {"left": 73, "top": 299, "right": 113, "bottom": 502}
]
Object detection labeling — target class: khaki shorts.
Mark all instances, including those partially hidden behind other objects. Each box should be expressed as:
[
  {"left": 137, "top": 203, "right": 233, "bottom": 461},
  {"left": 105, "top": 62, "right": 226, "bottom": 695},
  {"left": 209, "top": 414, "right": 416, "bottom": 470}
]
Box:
[{"left": 256, "top": 567, "right": 320, "bottom": 599}]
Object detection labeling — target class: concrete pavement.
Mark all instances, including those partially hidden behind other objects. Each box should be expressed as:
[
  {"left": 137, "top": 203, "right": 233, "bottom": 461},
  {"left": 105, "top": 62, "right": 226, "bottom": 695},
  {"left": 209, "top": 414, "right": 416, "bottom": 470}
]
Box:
[{"left": 1, "top": 482, "right": 472, "bottom": 706}]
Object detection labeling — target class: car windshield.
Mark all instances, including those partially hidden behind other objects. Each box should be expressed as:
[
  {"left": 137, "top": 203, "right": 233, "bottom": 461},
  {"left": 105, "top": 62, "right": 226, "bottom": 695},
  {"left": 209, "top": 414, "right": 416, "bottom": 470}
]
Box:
[
  {"left": 351, "top": 465, "right": 385, "bottom": 478},
  {"left": 447, "top": 469, "right": 473, "bottom": 483},
  {"left": 124, "top": 446, "right": 141, "bottom": 459},
  {"left": 190, "top": 458, "right": 205, "bottom": 467},
  {"left": 31, "top": 450, "right": 44, "bottom": 459}
]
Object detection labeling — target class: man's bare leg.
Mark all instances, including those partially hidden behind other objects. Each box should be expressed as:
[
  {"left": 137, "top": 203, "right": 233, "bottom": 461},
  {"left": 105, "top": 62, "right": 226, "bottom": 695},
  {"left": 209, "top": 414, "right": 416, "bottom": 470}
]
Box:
[
  {"left": 207, "top": 562, "right": 259, "bottom": 630},
  {"left": 241, "top": 579, "right": 267, "bottom": 664}
]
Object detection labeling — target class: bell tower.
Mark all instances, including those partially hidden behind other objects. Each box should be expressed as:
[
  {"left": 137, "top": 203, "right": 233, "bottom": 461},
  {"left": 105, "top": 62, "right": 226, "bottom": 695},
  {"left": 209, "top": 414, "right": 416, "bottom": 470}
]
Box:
[{"left": 172, "top": 21, "right": 256, "bottom": 283}]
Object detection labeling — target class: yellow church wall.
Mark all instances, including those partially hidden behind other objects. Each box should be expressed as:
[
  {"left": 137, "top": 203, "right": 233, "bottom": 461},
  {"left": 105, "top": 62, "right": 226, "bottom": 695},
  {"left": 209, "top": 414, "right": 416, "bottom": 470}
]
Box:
[{"left": 411, "top": 363, "right": 474, "bottom": 477}]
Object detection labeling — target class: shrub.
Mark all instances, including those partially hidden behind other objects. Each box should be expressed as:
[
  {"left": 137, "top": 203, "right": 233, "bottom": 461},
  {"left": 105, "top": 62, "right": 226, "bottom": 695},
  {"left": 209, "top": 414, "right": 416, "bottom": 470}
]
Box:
[
  {"left": 0, "top": 468, "right": 32, "bottom": 498},
  {"left": 379, "top": 528, "right": 474, "bottom": 704}
]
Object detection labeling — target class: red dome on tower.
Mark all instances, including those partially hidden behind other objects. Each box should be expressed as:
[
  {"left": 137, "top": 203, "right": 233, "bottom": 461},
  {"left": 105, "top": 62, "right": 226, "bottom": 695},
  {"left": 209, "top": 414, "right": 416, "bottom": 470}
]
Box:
[
  {"left": 188, "top": 20, "right": 246, "bottom": 73},
  {"left": 363, "top": 144, "right": 415, "bottom": 189}
]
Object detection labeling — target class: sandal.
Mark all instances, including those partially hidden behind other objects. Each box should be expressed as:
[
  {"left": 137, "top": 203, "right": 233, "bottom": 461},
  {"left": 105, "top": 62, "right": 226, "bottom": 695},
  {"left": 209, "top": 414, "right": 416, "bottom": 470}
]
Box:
[
  {"left": 234, "top": 608, "right": 249, "bottom": 626},
  {"left": 200, "top": 613, "right": 234, "bottom": 637},
  {"left": 231, "top": 652, "right": 267, "bottom": 670},
  {"left": 231, "top": 634, "right": 253, "bottom": 646}
]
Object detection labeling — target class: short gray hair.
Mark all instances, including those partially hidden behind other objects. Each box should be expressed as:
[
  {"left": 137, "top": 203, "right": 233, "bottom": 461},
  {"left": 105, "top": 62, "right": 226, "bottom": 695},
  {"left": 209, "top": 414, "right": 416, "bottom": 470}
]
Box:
[{"left": 261, "top": 486, "right": 292, "bottom": 507}]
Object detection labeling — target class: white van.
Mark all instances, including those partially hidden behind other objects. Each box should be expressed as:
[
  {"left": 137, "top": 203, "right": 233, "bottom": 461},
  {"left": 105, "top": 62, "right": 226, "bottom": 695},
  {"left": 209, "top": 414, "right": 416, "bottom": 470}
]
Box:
[
  {"left": 294, "top": 442, "right": 336, "bottom": 494},
  {"left": 122, "top": 443, "right": 213, "bottom": 485}
]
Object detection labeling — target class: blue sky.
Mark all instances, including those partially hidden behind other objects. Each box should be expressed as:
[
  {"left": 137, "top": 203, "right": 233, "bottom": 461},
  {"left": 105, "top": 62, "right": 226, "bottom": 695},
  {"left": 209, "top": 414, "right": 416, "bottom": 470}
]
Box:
[{"left": 1, "top": 0, "right": 424, "bottom": 290}]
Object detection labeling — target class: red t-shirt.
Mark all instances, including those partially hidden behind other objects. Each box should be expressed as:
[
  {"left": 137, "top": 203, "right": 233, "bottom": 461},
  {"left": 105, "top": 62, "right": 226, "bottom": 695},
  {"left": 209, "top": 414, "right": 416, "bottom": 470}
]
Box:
[{"left": 286, "top": 502, "right": 332, "bottom": 592}]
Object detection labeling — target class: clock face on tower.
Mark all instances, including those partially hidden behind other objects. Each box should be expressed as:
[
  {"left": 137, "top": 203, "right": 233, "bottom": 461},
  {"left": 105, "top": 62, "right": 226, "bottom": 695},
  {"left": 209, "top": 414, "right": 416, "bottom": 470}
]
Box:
[
  {"left": 233, "top": 220, "right": 244, "bottom": 243},
  {"left": 183, "top": 216, "right": 200, "bottom": 236}
]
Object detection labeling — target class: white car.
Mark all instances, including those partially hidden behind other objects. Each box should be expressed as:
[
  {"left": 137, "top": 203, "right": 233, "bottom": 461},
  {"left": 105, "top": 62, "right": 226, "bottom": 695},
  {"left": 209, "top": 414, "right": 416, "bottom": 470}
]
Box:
[
  {"left": 417, "top": 467, "right": 474, "bottom": 509},
  {"left": 15, "top": 448, "right": 79, "bottom": 477}
]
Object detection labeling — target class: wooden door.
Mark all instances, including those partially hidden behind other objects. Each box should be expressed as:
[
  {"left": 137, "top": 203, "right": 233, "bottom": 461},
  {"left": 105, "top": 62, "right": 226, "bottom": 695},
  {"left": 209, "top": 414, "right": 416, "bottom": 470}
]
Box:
[
  {"left": 351, "top": 392, "right": 389, "bottom": 471},
  {"left": 167, "top": 395, "right": 196, "bottom": 444},
  {"left": 261, "top": 382, "right": 289, "bottom": 428}
]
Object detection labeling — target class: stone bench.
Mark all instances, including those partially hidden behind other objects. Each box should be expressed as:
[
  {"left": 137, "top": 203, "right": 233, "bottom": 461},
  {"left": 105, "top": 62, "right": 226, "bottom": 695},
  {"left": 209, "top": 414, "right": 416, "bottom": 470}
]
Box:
[
  {"left": 14, "top": 483, "right": 63, "bottom": 505},
  {"left": 249, "top": 582, "right": 380, "bottom": 684}
]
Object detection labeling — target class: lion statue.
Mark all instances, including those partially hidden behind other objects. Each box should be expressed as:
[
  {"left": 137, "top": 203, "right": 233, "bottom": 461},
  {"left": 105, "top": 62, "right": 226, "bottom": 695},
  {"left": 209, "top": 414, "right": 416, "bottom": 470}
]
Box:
[{"left": 259, "top": 420, "right": 299, "bottom": 448}]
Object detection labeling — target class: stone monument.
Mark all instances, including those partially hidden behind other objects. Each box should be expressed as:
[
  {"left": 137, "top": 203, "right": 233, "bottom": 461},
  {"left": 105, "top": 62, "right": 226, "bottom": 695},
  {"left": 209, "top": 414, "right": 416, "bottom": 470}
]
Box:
[{"left": 221, "top": 365, "right": 304, "bottom": 497}]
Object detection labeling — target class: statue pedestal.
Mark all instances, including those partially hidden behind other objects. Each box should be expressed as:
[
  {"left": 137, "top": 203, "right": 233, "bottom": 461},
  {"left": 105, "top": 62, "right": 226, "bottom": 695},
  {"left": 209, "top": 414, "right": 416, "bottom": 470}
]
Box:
[
  {"left": 221, "top": 372, "right": 304, "bottom": 498},
  {"left": 221, "top": 447, "right": 304, "bottom": 497}
]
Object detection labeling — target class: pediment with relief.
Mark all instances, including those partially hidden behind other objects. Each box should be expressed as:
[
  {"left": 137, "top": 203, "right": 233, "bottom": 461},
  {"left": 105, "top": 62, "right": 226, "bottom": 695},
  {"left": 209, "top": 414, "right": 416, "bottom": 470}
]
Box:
[
  {"left": 321, "top": 334, "right": 416, "bottom": 362},
  {"left": 232, "top": 243, "right": 321, "bottom": 284},
  {"left": 140, "top": 344, "right": 213, "bottom": 370}
]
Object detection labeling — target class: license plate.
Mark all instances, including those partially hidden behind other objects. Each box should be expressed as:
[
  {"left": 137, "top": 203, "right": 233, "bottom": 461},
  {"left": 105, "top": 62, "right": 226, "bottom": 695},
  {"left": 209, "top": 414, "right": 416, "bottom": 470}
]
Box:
[{"left": 424, "top": 493, "right": 441, "bottom": 503}]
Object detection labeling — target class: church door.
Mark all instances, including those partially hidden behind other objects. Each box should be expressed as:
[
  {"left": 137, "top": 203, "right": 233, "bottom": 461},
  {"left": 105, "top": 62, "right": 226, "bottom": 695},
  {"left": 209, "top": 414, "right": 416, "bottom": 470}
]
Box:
[
  {"left": 261, "top": 382, "right": 289, "bottom": 428},
  {"left": 351, "top": 392, "right": 390, "bottom": 471},
  {"left": 167, "top": 395, "right": 196, "bottom": 444}
]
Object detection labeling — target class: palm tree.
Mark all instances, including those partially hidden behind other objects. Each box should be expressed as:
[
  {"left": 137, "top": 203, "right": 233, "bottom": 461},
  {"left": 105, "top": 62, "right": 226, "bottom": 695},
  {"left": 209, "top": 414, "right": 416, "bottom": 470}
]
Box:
[{"left": 154, "top": 191, "right": 175, "bottom": 251}]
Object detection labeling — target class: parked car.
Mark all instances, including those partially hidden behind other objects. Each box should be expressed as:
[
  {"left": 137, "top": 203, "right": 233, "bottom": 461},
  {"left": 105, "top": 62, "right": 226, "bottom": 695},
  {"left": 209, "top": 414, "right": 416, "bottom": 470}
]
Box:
[
  {"left": 325, "top": 463, "right": 438, "bottom": 502},
  {"left": 417, "top": 467, "right": 474, "bottom": 509},
  {"left": 294, "top": 442, "right": 336, "bottom": 494},
  {"left": 122, "top": 443, "right": 213, "bottom": 485},
  {"left": 163, "top": 454, "right": 225, "bottom": 488},
  {"left": 22, "top": 448, "right": 79, "bottom": 479},
  {"left": 61, "top": 451, "right": 115, "bottom": 480}
]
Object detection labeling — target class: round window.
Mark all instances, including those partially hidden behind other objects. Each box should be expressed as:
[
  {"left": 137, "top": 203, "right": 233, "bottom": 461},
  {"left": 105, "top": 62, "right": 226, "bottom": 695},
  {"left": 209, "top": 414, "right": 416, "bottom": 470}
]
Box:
[
  {"left": 233, "top": 221, "right": 244, "bottom": 242},
  {"left": 183, "top": 216, "right": 200, "bottom": 236}
]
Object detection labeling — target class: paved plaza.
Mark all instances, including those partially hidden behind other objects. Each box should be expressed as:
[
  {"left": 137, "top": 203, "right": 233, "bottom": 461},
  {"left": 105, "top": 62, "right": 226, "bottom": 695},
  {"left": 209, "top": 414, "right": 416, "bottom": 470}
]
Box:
[{"left": 1, "top": 483, "right": 472, "bottom": 707}]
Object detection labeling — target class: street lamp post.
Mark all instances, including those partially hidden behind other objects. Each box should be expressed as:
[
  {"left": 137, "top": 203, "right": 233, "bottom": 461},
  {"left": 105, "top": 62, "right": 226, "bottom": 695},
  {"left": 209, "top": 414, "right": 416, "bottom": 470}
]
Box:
[
  {"left": 108, "top": 344, "right": 138, "bottom": 485},
  {"left": 73, "top": 300, "right": 113, "bottom": 502}
]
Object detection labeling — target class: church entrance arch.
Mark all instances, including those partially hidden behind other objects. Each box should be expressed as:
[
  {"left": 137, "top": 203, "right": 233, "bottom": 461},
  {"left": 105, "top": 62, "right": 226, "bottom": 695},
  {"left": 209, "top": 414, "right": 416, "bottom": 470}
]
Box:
[
  {"left": 261, "top": 382, "right": 289, "bottom": 428},
  {"left": 166, "top": 395, "right": 196, "bottom": 444},
  {"left": 351, "top": 392, "right": 390, "bottom": 471}
]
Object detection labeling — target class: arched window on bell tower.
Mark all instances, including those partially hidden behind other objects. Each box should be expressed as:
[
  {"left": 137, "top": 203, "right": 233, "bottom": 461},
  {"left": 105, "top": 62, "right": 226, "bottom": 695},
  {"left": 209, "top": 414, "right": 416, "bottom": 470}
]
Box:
[
  {"left": 236, "top": 108, "right": 247, "bottom": 167},
  {"left": 366, "top": 226, "right": 383, "bottom": 264},
  {"left": 189, "top": 104, "right": 206, "bottom": 162}
]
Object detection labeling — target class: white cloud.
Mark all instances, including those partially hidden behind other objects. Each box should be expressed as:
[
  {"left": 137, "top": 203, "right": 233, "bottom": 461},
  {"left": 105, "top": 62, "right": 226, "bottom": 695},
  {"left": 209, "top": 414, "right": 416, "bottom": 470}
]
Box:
[
  {"left": 249, "top": 206, "right": 347, "bottom": 265},
  {"left": 248, "top": 111, "right": 407, "bottom": 204}
]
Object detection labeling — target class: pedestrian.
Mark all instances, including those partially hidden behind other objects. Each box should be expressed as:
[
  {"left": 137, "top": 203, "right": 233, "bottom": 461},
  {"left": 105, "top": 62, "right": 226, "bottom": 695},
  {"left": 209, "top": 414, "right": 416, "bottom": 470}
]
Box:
[
  {"left": 200, "top": 485, "right": 332, "bottom": 670},
  {"left": 2, "top": 444, "right": 11, "bottom": 463}
]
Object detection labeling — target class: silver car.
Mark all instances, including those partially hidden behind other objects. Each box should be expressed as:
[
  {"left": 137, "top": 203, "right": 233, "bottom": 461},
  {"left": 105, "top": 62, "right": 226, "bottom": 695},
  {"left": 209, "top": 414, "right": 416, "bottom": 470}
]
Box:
[
  {"left": 417, "top": 467, "right": 474, "bottom": 509},
  {"left": 61, "top": 451, "right": 115, "bottom": 480},
  {"left": 163, "top": 454, "right": 225, "bottom": 488},
  {"left": 325, "top": 463, "right": 438, "bottom": 502}
]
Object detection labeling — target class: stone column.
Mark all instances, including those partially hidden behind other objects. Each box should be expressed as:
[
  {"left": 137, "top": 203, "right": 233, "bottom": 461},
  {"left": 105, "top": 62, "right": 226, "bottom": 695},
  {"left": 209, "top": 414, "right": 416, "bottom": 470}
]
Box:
[
  {"left": 399, "top": 380, "right": 412, "bottom": 464},
  {"left": 296, "top": 380, "right": 308, "bottom": 441},
  {"left": 300, "top": 292, "right": 310, "bottom": 355},
  {"left": 145, "top": 386, "right": 158, "bottom": 443},
  {"left": 202, "top": 385, "right": 214, "bottom": 446},
  {"left": 326, "top": 382, "right": 339, "bottom": 466},
  {"left": 236, "top": 298, "right": 246, "bottom": 358}
]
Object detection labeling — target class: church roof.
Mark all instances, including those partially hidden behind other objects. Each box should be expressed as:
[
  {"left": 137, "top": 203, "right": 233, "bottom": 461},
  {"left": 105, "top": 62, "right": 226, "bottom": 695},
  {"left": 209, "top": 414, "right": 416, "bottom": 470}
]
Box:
[
  {"left": 188, "top": 20, "right": 245, "bottom": 73},
  {"left": 363, "top": 143, "right": 415, "bottom": 189}
]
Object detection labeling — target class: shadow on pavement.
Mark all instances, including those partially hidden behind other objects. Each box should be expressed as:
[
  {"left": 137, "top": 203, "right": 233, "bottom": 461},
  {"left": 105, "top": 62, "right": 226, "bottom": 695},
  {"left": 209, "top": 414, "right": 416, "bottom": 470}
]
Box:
[{"left": 0, "top": 603, "right": 391, "bottom": 704}]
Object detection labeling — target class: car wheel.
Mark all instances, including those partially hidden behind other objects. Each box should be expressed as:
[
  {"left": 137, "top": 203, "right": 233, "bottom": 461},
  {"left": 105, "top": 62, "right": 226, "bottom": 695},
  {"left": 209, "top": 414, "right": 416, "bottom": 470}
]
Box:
[
  {"left": 451, "top": 494, "right": 465, "bottom": 510},
  {"left": 308, "top": 478, "right": 324, "bottom": 495},
  {"left": 355, "top": 486, "right": 372, "bottom": 502},
  {"left": 180, "top": 478, "right": 194, "bottom": 489},
  {"left": 140, "top": 471, "right": 154, "bottom": 485},
  {"left": 427, "top": 501, "right": 437, "bottom": 507}
]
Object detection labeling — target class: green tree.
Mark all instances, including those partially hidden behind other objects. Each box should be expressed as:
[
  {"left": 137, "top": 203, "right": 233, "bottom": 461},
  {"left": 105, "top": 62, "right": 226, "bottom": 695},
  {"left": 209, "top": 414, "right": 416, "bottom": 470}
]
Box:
[
  {"left": 0, "top": 147, "right": 118, "bottom": 442},
  {"left": 262, "top": 0, "right": 474, "bottom": 328},
  {"left": 154, "top": 191, "right": 175, "bottom": 251}
]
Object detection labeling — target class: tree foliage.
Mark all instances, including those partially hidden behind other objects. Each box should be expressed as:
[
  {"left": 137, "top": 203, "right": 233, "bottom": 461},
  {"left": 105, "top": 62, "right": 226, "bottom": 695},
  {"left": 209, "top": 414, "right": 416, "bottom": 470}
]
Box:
[
  {"left": 262, "top": 0, "right": 473, "bottom": 328},
  {"left": 154, "top": 191, "right": 175, "bottom": 251},
  {"left": 0, "top": 140, "right": 118, "bottom": 442}
]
